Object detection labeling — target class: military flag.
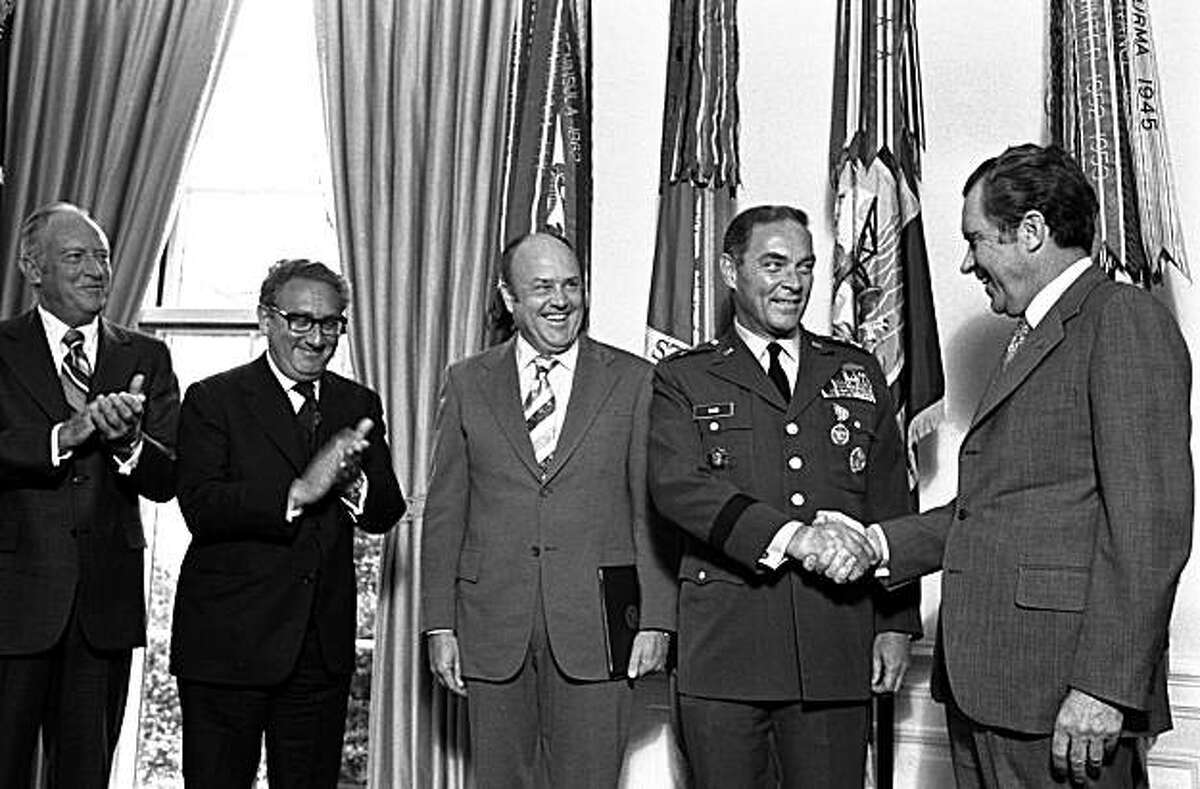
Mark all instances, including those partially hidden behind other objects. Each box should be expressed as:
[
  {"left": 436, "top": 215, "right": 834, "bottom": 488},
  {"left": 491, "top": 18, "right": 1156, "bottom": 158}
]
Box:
[
  {"left": 489, "top": 0, "right": 592, "bottom": 344},
  {"left": 1050, "top": 0, "right": 1189, "bottom": 286},
  {"left": 829, "top": 0, "right": 944, "bottom": 492},
  {"left": 644, "top": 0, "right": 739, "bottom": 362}
]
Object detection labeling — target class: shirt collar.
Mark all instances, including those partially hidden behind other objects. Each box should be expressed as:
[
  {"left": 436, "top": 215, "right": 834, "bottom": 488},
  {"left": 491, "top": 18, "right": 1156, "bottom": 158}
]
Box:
[
  {"left": 1024, "top": 257, "right": 1093, "bottom": 328},
  {"left": 514, "top": 333, "right": 579, "bottom": 375},
  {"left": 264, "top": 350, "right": 321, "bottom": 399},
  {"left": 733, "top": 319, "right": 800, "bottom": 364},
  {"left": 37, "top": 304, "right": 100, "bottom": 351}
]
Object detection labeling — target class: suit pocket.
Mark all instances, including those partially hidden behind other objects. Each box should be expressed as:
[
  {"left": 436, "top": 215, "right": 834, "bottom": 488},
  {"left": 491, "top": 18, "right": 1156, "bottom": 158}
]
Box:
[
  {"left": 456, "top": 548, "right": 482, "bottom": 583},
  {"left": 1014, "top": 564, "right": 1088, "bottom": 611}
]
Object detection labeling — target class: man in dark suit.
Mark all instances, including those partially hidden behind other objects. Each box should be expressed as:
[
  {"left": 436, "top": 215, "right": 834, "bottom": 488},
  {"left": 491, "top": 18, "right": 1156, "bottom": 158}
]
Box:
[
  {"left": 421, "top": 232, "right": 676, "bottom": 788},
  {"left": 0, "top": 201, "right": 179, "bottom": 788},
  {"left": 816, "top": 144, "right": 1193, "bottom": 787},
  {"left": 171, "top": 259, "right": 406, "bottom": 787},
  {"left": 647, "top": 205, "right": 921, "bottom": 788}
]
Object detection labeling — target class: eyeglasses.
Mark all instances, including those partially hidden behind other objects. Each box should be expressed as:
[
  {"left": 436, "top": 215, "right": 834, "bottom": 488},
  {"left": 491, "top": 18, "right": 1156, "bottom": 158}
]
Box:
[{"left": 264, "top": 304, "right": 347, "bottom": 337}]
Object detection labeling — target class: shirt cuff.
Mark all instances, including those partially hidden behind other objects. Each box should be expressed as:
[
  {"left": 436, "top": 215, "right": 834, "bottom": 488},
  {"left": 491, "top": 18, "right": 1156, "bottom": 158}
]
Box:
[
  {"left": 869, "top": 523, "right": 891, "bottom": 578},
  {"left": 340, "top": 472, "right": 368, "bottom": 521},
  {"left": 50, "top": 423, "right": 72, "bottom": 467},
  {"left": 112, "top": 437, "right": 144, "bottom": 476},
  {"left": 426, "top": 628, "right": 454, "bottom": 637},
  {"left": 759, "top": 519, "right": 804, "bottom": 570}
]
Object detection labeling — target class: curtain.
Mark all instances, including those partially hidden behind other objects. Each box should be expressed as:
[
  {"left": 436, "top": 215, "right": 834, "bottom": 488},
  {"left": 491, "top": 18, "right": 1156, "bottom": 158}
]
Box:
[
  {"left": 313, "top": 2, "right": 517, "bottom": 786},
  {"left": 0, "top": 0, "right": 240, "bottom": 323}
]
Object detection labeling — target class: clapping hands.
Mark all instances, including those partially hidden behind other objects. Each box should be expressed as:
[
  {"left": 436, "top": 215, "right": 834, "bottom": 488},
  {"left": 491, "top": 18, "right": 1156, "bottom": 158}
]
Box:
[
  {"left": 290, "top": 417, "right": 373, "bottom": 507},
  {"left": 785, "top": 509, "right": 881, "bottom": 583}
]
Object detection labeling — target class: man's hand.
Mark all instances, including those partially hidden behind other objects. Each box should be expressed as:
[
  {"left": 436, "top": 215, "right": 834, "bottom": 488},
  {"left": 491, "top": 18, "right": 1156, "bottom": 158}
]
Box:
[
  {"left": 871, "top": 631, "right": 912, "bottom": 693},
  {"left": 427, "top": 631, "right": 467, "bottom": 697},
  {"left": 627, "top": 630, "right": 670, "bottom": 679},
  {"left": 57, "top": 410, "right": 96, "bottom": 452},
  {"left": 290, "top": 417, "right": 373, "bottom": 507},
  {"left": 87, "top": 373, "right": 146, "bottom": 448},
  {"left": 786, "top": 517, "right": 878, "bottom": 583},
  {"left": 1051, "top": 688, "right": 1123, "bottom": 784}
]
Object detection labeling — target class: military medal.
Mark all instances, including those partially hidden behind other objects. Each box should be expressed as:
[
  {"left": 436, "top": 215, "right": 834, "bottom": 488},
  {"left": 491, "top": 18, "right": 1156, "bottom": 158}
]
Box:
[
  {"left": 832, "top": 403, "right": 850, "bottom": 422},
  {"left": 707, "top": 447, "right": 730, "bottom": 469},
  {"left": 849, "top": 446, "right": 866, "bottom": 473},
  {"left": 830, "top": 423, "right": 850, "bottom": 446}
]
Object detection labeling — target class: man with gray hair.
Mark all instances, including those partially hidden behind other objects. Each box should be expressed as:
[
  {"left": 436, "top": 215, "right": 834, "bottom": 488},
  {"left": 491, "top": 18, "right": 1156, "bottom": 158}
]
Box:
[{"left": 0, "top": 201, "right": 180, "bottom": 787}]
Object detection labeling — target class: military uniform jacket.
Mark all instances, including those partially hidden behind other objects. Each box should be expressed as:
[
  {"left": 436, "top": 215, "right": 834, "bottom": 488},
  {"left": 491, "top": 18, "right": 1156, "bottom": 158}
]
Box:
[
  {"left": 649, "top": 329, "right": 920, "bottom": 703},
  {"left": 881, "top": 266, "right": 1192, "bottom": 736}
]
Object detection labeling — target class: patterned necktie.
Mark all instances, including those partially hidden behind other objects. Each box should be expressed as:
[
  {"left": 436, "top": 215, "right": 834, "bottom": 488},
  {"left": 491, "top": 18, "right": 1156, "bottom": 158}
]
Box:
[
  {"left": 766, "top": 342, "right": 791, "bottom": 402},
  {"left": 60, "top": 328, "right": 91, "bottom": 412},
  {"left": 524, "top": 356, "right": 557, "bottom": 466},
  {"left": 1003, "top": 317, "right": 1032, "bottom": 368},
  {"left": 294, "top": 380, "right": 321, "bottom": 456}
]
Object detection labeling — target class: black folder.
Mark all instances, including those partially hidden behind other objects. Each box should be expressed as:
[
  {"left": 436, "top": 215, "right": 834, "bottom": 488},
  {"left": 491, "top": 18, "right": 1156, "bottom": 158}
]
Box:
[{"left": 597, "top": 564, "right": 640, "bottom": 678}]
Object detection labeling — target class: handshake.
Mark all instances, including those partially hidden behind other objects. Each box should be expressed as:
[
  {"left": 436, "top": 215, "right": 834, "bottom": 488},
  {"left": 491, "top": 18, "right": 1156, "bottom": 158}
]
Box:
[{"left": 785, "top": 510, "right": 881, "bottom": 584}]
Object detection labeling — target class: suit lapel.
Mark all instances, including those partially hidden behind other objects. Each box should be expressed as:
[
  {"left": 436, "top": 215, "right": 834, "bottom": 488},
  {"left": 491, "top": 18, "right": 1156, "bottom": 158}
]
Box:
[
  {"left": 543, "top": 336, "right": 619, "bottom": 479},
  {"left": 970, "top": 266, "right": 1105, "bottom": 429},
  {"left": 92, "top": 319, "right": 135, "bottom": 395},
  {"left": 0, "top": 310, "right": 70, "bottom": 420},
  {"left": 242, "top": 354, "right": 307, "bottom": 472},
  {"left": 478, "top": 339, "right": 543, "bottom": 478}
]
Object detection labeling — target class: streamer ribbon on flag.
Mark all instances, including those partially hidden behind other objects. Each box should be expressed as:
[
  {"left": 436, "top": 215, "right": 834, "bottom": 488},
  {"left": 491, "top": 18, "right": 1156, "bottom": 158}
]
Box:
[
  {"left": 829, "top": 0, "right": 944, "bottom": 489},
  {"left": 644, "top": 0, "right": 739, "bottom": 361},
  {"left": 1051, "top": 0, "right": 1189, "bottom": 286},
  {"left": 490, "top": 0, "right": 592, "bottom": 344}
]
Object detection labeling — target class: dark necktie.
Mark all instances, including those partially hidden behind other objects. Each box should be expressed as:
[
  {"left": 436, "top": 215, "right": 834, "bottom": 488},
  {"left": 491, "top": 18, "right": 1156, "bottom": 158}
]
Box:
[
  {"left": 60, "top": 328, "right": 92, "bottom": 412},
  {"left": 294, "top": 380, "right": 321, "bottom": 456},
  {"left": 524, "top": 356, "right": 557, "bottom": 466},
  {"left": 766, "top": 342, "right": 791, "bottom": 402}
]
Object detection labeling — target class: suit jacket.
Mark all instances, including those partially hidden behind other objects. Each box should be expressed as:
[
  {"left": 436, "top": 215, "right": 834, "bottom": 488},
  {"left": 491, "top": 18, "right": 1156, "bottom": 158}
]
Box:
[
  {"left": 882, "top": 266, "right": 1193, "bottom": 735},
  {"left": 0, "top": 309, "right": 179, "bottom": 654},
  {"left": 648, "top": 330, "right": 920, "bottom": 703},
  {"left": 170, "top": 354, "right": 405, "bottom": 685},
  {"left": 420, "top": 335, "right": 677, "bottom": 682}
]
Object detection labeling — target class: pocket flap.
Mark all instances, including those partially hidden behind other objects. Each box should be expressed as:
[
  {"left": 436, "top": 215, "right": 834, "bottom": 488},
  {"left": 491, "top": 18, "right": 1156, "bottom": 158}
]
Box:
[
  {"left": 456, "top": 548, "right": 482, "bottom": 583},
  {"left": 1015, "top": 564, "right": 1088, "bottom": 612}
]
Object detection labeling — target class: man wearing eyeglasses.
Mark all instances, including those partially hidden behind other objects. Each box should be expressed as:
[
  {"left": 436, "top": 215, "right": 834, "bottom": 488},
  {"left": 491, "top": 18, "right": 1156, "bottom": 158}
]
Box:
[
  {"left": 0, "top": 202, "right": 179, "bottom": 788},
  {"left": 171, "top": 259, "right": 406, "bottom": 787}
]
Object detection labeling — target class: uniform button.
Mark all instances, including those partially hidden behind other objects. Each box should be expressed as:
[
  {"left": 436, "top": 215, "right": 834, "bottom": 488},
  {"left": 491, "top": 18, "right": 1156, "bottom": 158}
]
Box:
[
  {"left": 957, "top": 509, "right": 969, "bottom": 521},
  {"left": 787, "top": 456, "right": 803, "bottom": 471},
  {"left": 790, "top": 492, "right": 805, "bottom": 507},
  {"left": 708, "top": 421, "right": 720, "bottom": 432},
  {"left": 531, "top": 546, "right": 541, "bottom": 557},
  {"left": 785, "top": 422, "right": 799, "bottom": 435},
  {"left": 71, "top": 475, "right": 87, "bottom": 485},
  {"left": 539, "top": 487, "right": 550, "bottom": 497},
  {"left": 697, "top": 569, "right": 707, "bottom": 581}
]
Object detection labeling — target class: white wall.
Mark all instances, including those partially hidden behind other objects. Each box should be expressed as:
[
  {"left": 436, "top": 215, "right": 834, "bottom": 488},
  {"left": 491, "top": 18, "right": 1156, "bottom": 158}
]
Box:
[{"left": 591, "top": 2, "right": 1200, "bottom": 785}]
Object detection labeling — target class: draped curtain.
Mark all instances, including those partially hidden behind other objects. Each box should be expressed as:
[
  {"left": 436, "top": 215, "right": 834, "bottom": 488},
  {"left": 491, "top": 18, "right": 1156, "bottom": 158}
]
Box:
[
  {"left": 0, "top": 0, "right": 240, "bottom": 322},
  {"left": 313, "top": 2, "right": 517, "bottom": 786}
]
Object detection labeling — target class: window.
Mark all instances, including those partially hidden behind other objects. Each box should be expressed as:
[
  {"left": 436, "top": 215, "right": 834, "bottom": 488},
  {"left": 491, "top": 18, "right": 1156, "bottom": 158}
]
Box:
[{"left": 110, "top": 1, "right": 383, "bottom": 786}]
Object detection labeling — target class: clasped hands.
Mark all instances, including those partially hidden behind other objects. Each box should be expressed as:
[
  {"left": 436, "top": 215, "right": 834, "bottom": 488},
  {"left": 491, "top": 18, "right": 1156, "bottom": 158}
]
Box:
[
  {"left": 785, "top": 509, "right": 880, "bottom": 584},
  {"left": 289, "top": 417, "right": 373, "bottom": 507},
  {"left": 59, "top": 373, "right": 147, "bottom": 455}
]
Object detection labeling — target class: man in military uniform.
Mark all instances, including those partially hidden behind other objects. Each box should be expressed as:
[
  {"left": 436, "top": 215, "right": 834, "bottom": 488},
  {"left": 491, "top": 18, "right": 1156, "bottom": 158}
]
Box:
[{"left": 648, "top": 204, "right": 921, "bottom": 788}]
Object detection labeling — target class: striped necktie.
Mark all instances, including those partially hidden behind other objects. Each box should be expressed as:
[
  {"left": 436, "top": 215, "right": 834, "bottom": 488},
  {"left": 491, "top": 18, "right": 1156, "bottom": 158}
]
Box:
[
  {"left": 524, "top": 356, "right": 557, "bottom": 466},
  {"left": 60, "top": 328, "right": 91, "bottom": 412},
  {"left": 1002, "top": 317, "right": 1031, "bottom": 368}
]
